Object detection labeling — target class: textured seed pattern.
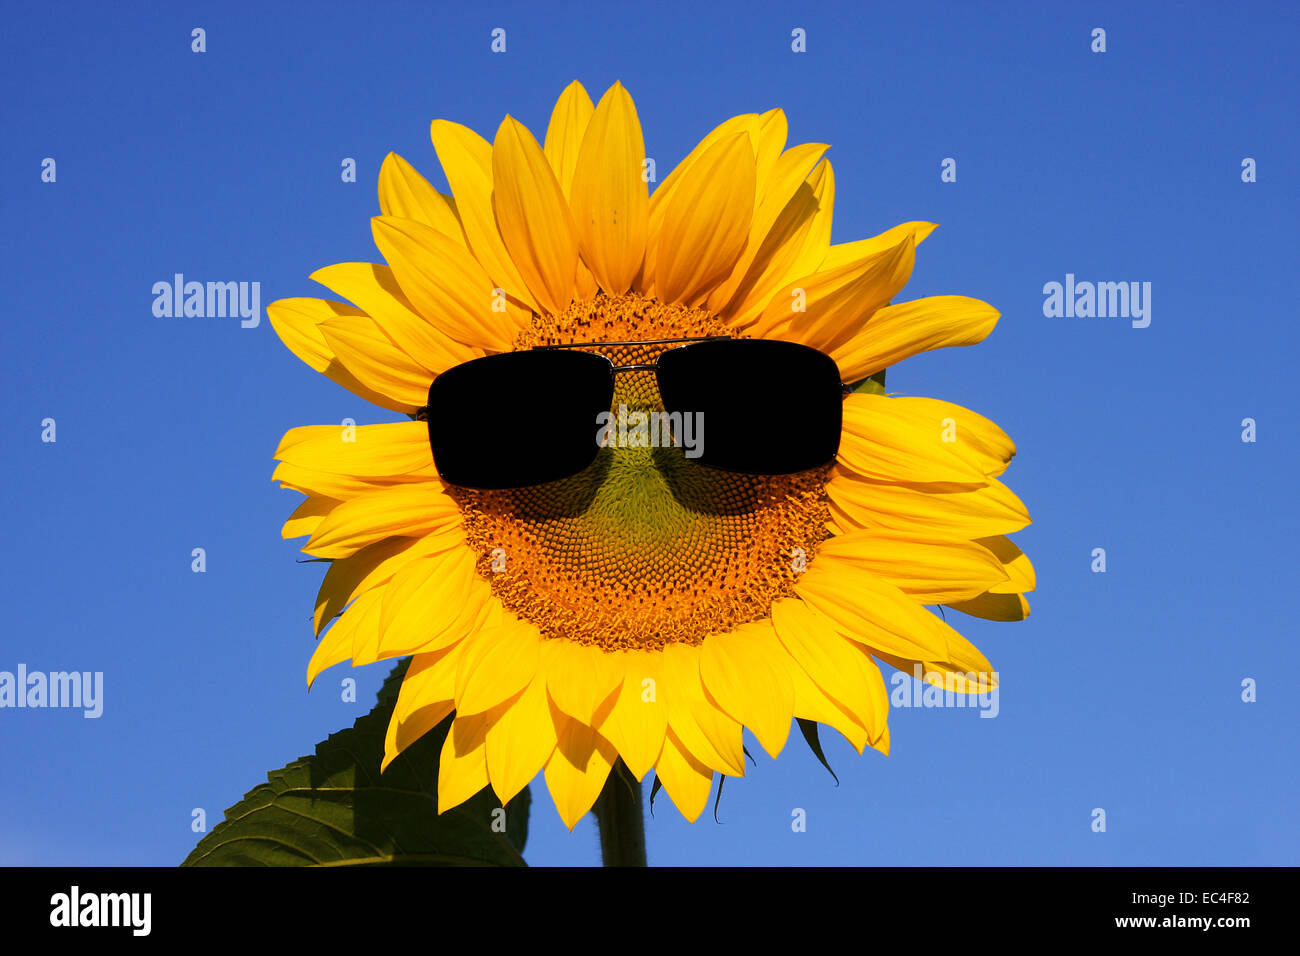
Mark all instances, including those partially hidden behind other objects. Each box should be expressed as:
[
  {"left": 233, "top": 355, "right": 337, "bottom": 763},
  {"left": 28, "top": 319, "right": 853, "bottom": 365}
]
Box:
[{"left": 452, "top": 293, "right": 832, "bottom": 650}]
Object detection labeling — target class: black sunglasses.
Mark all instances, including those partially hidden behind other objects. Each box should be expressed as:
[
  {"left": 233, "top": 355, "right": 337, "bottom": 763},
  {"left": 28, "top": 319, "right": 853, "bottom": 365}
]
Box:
[{"left": 421, "top": 337, "right": 846, "bottom": 490}]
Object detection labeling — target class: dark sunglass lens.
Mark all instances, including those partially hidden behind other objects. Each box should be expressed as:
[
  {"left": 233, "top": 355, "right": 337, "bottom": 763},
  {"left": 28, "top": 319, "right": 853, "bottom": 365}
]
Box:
[
  {"left": 426, "top": 350, "right": 613, "bottom": 489},
  {"left": 656, "top": 339, "right": 842, "bottom": 474}
]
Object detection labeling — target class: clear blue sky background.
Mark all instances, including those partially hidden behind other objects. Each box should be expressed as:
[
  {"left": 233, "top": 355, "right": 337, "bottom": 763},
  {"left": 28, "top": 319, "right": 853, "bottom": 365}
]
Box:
[{"left": 2, "top": 0, "right": 1296, "bottom": 866}]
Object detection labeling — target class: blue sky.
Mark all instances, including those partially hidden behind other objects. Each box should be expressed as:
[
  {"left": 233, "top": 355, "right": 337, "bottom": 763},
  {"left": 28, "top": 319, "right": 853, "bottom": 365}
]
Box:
[{"left": 1, "top": 0, "right": 1296, "bottom": 866}]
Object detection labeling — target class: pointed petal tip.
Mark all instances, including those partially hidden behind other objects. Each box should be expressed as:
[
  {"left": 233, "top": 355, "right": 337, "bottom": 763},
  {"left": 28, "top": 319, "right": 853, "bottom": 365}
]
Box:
[
  {"left": 679, "top": 804, "right": 706, "bottom": 824},
  {"left": 495, "top": 114, "right": 524, "bottom": 138}
]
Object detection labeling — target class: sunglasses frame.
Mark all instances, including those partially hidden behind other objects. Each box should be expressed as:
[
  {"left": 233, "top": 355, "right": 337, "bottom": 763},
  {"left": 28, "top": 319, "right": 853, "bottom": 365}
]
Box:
[
  {"left": 415, "top": 337, "right": 852, "bottom": 422},
  {"left": 418, "top": 336, "right": 851, "bottom": 488}
]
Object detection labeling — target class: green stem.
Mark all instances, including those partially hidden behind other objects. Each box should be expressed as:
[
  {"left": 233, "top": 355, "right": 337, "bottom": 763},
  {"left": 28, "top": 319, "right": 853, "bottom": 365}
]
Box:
[{"left": 592, "top": 760, "right": 647, "bottom": 866}]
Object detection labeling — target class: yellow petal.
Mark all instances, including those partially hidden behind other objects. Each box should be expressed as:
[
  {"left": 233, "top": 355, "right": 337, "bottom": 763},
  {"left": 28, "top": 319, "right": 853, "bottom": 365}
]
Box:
[
  {"left": 267, "top": 297, "right": 355, "bottom": 372},
  {"left": 267, "top": 297, "right": 410, "bottom": 413},
  {"left": 311, "top": 262, "right": 483, "bottom": 371},
  {"left": 303, "top": 482, "right": 462, "bottom": 559},
  {"left": 827, "top": 471, "right": 1031, "bottom": 538},
  {"left": 698, "top": 622, "right": 794, "bottom": 759},
  {"left": 978, "top": 536, "right": 1036, "bottom": 593},
  {"left": 948, "top": 591, "right": 1032, "bottom": 622},
  {"left": 648, "top": 113, "right": 758, "bottom": 206},
  {"left": 770, "top": 597, "right": 887, "bottom": 728},
  {"left": 640, "top": 111, "right": 759, "bottom": 294},
  {"left": 795, "top": 564, "right": 956, "bottom": 662},
  {"left": 573, "top": 261, "right": 598, "bottom": 300},
  {"left": 306, "top": 587, "right": 382, "bottom": 687},
  {"left": 838, "top": 393, "right": 992, "bottom": 484},
  {"left": 874, "top": 623, "right": 1000, "bottom": 695},
  {"left": 750, "top": 108, "right": 790, "bottom": 193},
  {"left": 871, "top": 723, "right": 891, "bottom": 757},
  {"left": 715, "top": 154, "right": 829, "bottom": 326},
  {"left": 387, "top": 647, "right": 465, "bottom": 749},
  {"left": 659, "top": 643, "right": 746, "bottom": 776},
  {"left": 543, "top": 639, "right": 622, "bottom": 726},
  {"left": 833, "top": 295, "right": 1000, "bottom": 382},
  {"left": 455, "top": 618, "right": 543, "bottom": 716},
  {"left": 849, "top": 643, "right": 893, "bottom": 747},
  {"left": 370, "top": 216, "right": 521, "bottom": 352},
  {"left": 273, "top": 461, "right": 434, "bottom": 500},
  {"left": 786, "top": 657, "right": 870, "bottom": 754},
  {"left": 317, "top": 314, "right": 434, "bottom": 411},
  {"left": 653, "top": 132, "right": 755, "bottom": 306},
  {"left": 749, "top": 232, "right": 915, "bottom": 351},
  {"left": 544, "top": 709, "right": 616, "bottom": 830},
  {"left": 906, "top": 398, "right": 1017, "bottom": 478},
  {"left": 382, "top": 644, "right": 460, "bottom": 769},
  {"left": 845, "top": 395, "right": 1017, "bottom": 479},
  {"left": 492, "top": 116, "right": 579, "bottom": 315},
  {"left": 429, "top": 119, "right": 541, "bottom": 313},
  {"left": 437, "top": 710, "right": 493, "bottom": 813},
  {"left": 718, "top": 189, "right": 820, "bottom": 326},
  {"left": 485, "top": 674, "right": 556, "bottom": 805},
  {"left": 653, "top": 729, "right": 714, "bottom": 823},
  {"left": 821, "top": 221, "right": 937, "bottom": 272},
  {"left": 783, "top": 158, "right": 835, "bottom": 283},
  {"left": 313, "top": 532, "right": 451, "bottom": 635},
  {"left": 383, "top": 701, "right": 455, "bottom": 776},
  {"left": 707, "top": 141, "right": 828, "bottom": 314},
  {"left": 815, "top": 529, "right": 1010, "bottom": 604},
  {"left": 274, "top": 421, "right": 432, "bottom": 478},
  {"left": 377, "top": 152, "right": 467, "bottom": 246},
  {"left": 543, "top": 80, "right": 595, "bottom": 198},
  {"left": 373, "top": 545, "right": 490, "bottom": 660},
  {"left": 569, "top": 82, "right": 649, "bottom": 294},
  {"left": 599, "top": 651, "right": 667, "bottom": 781},
  {"left": 281, "top": 494, "right": 337, "bottom": 540}
]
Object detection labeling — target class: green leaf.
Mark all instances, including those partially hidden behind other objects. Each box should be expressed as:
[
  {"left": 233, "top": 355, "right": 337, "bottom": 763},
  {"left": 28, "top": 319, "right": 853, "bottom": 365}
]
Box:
[
  {"left": 849, "top": 367, "right": 888, "bottom": 396},
  {"left": 183, "top": 659, "right": 529, "bottom": 866}
]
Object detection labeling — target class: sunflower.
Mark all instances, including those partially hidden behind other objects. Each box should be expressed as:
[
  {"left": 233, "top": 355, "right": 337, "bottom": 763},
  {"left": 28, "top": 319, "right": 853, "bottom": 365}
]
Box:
[{"left": 268, "top": 81, "right": 1033, "bottom": 829}]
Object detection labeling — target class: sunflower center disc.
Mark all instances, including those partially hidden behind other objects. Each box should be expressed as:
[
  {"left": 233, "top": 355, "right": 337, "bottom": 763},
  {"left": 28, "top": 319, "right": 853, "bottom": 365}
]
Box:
[{"left": 452, "top": 293, "right": 831, "bottom": 651}]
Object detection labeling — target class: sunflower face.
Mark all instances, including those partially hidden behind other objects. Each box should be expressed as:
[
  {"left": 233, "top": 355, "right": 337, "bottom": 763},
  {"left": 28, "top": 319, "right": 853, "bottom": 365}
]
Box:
[{"left": 270, "top": 80, "right": 1033, "bottom": 827}]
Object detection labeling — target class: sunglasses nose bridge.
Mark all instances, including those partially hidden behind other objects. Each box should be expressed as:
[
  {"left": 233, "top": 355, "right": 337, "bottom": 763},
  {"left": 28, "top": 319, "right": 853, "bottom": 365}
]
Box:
[{"left": 609, "top": 362, "right": 661, "bottom": 373}]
